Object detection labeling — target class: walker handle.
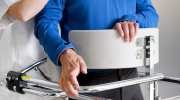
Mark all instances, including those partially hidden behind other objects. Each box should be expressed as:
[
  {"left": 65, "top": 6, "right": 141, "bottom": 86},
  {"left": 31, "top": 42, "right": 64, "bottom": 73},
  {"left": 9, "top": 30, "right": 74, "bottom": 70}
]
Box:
[{"left": 21, "top": 73, "right": 164, "bottom": 93}]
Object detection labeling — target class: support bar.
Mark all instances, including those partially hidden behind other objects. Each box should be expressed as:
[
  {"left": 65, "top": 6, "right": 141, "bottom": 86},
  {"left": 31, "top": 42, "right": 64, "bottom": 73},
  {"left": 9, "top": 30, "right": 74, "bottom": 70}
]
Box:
[
  {"left": 22, "top": 87, "right": 66, "bottom": 98},
  {"left": 161, "top": 76, "right": 180, "bottom": 84},
  {"left": 78, "top": 73, "right": 164, "bottom": 93},
  {"left": 23, "top": 87, "right": 111, "bottom": 100},
  {"left": 21, "top": 73, "right": 164, "bottom": 93},
  {"left": 18, "top": 58, "right": 52, "bottom": 81},
  {"left": 163, "top": 95, "right": 180, "bottom": 100},
  {"left": 34, "top": 66, "right": 52, "bottom": 81},
  {"left": 145, "top": 36, "right": 155, "bottom": 100},
  {"left": 19, "top": 58, "right": 47, "bottom": 73}
]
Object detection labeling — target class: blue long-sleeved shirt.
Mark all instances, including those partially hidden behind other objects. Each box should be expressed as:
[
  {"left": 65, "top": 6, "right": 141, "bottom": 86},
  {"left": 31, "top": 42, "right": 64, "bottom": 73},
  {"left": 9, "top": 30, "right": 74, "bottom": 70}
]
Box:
[{"left": 34, "top": 0, "right": 159, "bottom": 72}]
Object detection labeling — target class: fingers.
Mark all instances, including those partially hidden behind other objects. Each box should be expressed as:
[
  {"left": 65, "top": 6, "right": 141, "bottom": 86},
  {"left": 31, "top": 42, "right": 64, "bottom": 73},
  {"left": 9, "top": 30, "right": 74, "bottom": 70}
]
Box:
[
  {"left": 65, "top": 62, "right": 79, "bottom": 97},
  {"left": 69, "top": 75, "right": 79, "bottom": 89},
  {"left": 60, "top": 70, "right": 79, "bottom": 98},
  {"left": 58, "top": 49, "right": 86, "bottom": 98},
  {"left": 68, "top": 57, "right": 87, "bottom": 90},
  {"left": 69, "top": 66, "right": 80, "bottom": 89},
  {"left": 114, "top": 21, "right": 139, "bottom": 42},
  {"left": 63, "top": 76, "right": 70, "bottom": 94},
  {"left": 66, "top": 79, "right": 79, "bottom": 97},
  {"left": 79, "top": 58, "right": 87, "bottom": 74},
  {"left": 58, "top": 77, "right": 65, "bottom": 92},
  {"left": 121, "top": 22, "right": 129, "bottom": 42},
  {"left": 115, "top": 23, "right": 124, "bottom": 37},
  {"left": 60, "top": 69, "right": 79, "bottom": 97},
  {"left": 129, "top": 23, "right": 135, "bottom": 42},
  {"left": 134, "top": 23, "right": 139, "bottom": 36}
]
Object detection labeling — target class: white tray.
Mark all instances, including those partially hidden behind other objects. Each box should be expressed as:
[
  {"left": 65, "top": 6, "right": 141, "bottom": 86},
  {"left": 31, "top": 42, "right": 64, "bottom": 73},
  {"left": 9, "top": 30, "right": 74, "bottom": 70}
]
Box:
[{"left": 69, "top": 28, "right": 159, "bottom": 69}]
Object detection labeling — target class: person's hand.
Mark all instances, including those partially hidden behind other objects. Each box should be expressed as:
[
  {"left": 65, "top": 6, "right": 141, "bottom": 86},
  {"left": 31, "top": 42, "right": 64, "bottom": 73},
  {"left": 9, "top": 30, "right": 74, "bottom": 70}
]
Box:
[
  {"left": 58, "top": 49, "right": 87, "bottom": 98},
  {"left": 113, "top": 21, "right": 139, "bottom": 42}
]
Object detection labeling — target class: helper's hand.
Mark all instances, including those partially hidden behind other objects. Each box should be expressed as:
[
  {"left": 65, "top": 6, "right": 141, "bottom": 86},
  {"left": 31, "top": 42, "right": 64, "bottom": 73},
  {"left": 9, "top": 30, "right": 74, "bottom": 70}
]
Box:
[
  {"left": 58, "top": 49, "right": 87, "bottom": 98},
  {"left": 113, "top": 21, "right": 139, "bottom": 42}
]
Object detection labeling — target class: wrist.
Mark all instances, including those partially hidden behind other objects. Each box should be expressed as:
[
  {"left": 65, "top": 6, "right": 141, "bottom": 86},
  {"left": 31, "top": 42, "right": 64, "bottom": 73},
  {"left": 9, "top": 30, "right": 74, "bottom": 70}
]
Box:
[{"left": 59, "top": 49, "right": 75, "bottom": 63}]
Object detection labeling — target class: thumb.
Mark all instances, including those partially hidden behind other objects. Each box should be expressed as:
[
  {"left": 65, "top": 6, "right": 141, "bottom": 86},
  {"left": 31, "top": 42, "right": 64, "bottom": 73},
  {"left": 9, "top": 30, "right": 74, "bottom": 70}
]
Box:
[{"left": 79, "top": 59, "right": 87, "bottom": 74}]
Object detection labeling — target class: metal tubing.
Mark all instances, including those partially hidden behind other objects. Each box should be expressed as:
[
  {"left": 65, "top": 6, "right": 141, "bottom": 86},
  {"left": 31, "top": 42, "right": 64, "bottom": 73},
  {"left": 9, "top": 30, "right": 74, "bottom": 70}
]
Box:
[
  {"left": 21, "top": 73, "right": 164, "bottom": 93},
  {"left": 26, "top": 83, "right": 111, "bottom": 100},
  {"left": 161, "top": 76, "right": 180, "bottom": 84},
  {"left": 19, "top": 58, "right": 47, "bottom": 73},
  {"left": 163, "top": 95, "right": 180, "bottom": 100},
  {"left": 22, "top": 87, "right": 66, "bottom": 98},
  {"left": 21, "top": 74, "right": 180, "bottom": 100},
  {"left": 78, "top": 73, "right": 164, "bottom": 93},
  {"left": 145, "top": 36, "right": 155, "bottom": 100},
  {"left": 34, "top": 66, "right": 52, "bottom": 81},
  {"left": 138, "top": 72, "right": 180, "bottom": 84},
  {"left": 27, "top": 82, "right": 61, "bottom": 92},
  {"left": 23, "top": 87, "right": 111, "bottom": 100},
  {"left": 22, "top": 77, "right": 61, "bottom": 90},
  {"left": 64, "top": 97, "right": 69, "bottom": 100}
]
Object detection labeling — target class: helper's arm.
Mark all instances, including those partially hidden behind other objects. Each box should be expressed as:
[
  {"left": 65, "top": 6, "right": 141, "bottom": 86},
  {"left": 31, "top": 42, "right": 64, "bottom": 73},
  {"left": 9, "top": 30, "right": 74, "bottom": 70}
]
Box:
[
  {"left": 34, "top": 0, "right": 75, "bottom": 66},
  {"left": 118, "top": 0, "right": 159, "bottom": 28},
  {"left": 6, "top": 0, "right": 49, "bottom": 22}
]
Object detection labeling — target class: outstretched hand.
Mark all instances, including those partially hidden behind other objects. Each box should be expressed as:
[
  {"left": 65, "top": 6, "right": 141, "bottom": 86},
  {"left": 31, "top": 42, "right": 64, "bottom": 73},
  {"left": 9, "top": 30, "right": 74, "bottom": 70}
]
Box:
[
  {"left": 58, "top": 49, "right": 87, "bottom": 98},
  {"left": 113, "top": 21, "right": 139, "bottom": 42}
]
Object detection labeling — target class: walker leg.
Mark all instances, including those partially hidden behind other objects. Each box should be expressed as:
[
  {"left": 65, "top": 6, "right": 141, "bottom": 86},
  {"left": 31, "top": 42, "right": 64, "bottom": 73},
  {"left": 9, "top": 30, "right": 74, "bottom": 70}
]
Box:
[{"left": 145, "top": 36, "right": 155, "bottom": 100}]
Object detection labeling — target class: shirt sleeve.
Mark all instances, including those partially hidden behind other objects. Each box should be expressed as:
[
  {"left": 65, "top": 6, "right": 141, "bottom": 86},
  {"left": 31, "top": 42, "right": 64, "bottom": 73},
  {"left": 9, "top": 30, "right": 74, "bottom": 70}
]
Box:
[
  {"left": 0, "top": 0, "right": 20, "bottom": 29},
  {"left": 34, "top": 0, "right": 75, "bottom": 66},
  {"left": 0, "top": 0, "right": 9, "bottom": 19},
  {"left": 118, "top": 0, "right": 159, "bottom": 28}
]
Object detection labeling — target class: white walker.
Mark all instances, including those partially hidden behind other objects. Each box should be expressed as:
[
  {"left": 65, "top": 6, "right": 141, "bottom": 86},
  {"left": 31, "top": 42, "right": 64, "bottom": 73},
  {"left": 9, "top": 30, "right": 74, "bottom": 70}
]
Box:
[{"left": 1, "top": 29, "right": 180, "bottom": 100}]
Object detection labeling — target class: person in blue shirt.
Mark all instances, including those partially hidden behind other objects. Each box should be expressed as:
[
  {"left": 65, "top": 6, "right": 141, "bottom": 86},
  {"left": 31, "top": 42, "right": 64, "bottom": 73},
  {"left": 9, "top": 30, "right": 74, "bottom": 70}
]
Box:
[{"left": 34, "top": 0, "right": 159, "bottom": 99}]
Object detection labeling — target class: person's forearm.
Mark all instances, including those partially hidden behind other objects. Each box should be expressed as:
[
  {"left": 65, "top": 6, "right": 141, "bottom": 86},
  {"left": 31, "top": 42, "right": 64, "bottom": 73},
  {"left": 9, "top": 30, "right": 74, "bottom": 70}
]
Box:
[
  {"left": 34, "top": 0, "right": 75, "bottom": 66},
  {"left": 6, "top": 0, "right": 49, "bottom": 22}
]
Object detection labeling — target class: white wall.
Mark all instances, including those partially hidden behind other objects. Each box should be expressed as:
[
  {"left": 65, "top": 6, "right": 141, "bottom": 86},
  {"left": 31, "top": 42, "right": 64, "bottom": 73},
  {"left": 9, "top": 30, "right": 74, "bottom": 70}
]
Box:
[{"left": 139, "top": 0, "right": 180, "bottom": 99}]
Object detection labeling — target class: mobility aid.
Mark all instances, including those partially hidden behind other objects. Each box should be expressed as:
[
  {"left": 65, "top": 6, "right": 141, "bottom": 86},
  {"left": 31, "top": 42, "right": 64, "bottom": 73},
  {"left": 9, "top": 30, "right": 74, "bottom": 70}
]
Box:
[{"left": 1, "top": 28, "right": 180, "bottom": 100}]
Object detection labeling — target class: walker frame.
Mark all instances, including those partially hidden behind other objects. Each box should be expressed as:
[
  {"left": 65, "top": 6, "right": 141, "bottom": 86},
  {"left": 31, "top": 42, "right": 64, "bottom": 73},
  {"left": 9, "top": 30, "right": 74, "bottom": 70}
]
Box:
[{"left": 1, "top": 36, "right": 180, "bottom": 100}]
